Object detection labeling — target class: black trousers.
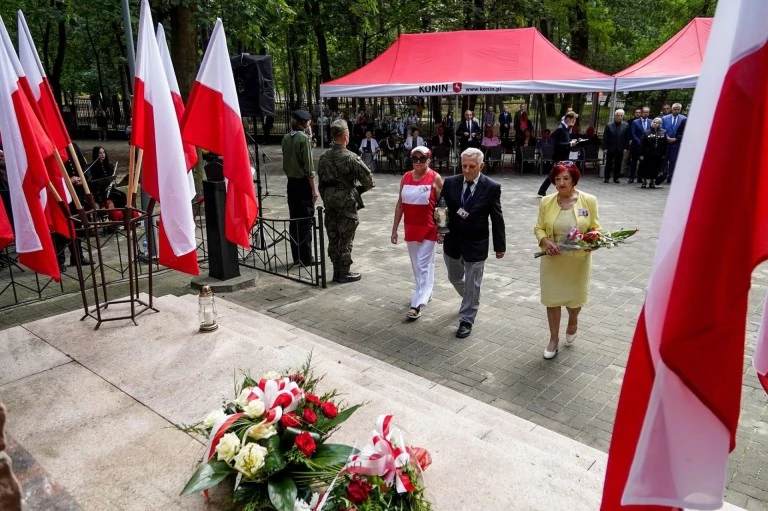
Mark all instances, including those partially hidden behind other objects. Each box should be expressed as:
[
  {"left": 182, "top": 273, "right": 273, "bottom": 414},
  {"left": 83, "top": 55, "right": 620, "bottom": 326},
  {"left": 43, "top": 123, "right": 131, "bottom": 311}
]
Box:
[
  {"left": 604, "top": 151, "right": 624, "bottom": 182},
  {"left": 500, "top": 125, "right": 510, "bottom": 141},
  {"left": 286, "top": 177, "right": 314, "bottom": 265}
]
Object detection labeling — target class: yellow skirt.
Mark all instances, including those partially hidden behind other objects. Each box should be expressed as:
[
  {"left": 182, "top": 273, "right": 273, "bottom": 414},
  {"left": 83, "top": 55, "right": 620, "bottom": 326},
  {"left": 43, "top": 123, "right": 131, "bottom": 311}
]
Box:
[{"left": 540, "top": 251, "right": 591, "bottom": 308}]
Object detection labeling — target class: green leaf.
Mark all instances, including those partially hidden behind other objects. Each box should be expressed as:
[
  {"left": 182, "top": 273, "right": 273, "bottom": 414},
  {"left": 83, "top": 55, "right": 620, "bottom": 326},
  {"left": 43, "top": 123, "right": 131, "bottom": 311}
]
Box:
[
  {"left": 323, "top": 404, "right": 362, "bottom": 430},
  {"left": 310, "top": 443, "right": 356, "bottom": 467},
  {"left": 262, "top": 434, "right": 288, "bottom": 475},
  {"left": 179, "top": 460, "right": 232, "bottom": 496},
  {"left": 268, "top": 475, "right": 298, "bottom": 511}
]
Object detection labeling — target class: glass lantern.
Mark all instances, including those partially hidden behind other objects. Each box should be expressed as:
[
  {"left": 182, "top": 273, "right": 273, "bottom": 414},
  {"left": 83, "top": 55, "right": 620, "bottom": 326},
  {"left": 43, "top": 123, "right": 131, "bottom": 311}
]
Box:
[{"left": 198, "top": 285, "right": 219, "bottom": 332}]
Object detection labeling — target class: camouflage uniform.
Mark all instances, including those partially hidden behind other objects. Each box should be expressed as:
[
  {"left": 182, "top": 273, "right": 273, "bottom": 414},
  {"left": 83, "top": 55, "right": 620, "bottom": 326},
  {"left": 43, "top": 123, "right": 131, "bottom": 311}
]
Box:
[{"left": 317, "top": 142, "right": 374, "bottom": 281}]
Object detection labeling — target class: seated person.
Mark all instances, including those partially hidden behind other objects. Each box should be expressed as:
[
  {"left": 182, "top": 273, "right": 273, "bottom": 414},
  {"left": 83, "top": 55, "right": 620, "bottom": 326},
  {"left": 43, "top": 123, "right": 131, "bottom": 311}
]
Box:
[
  {"left": 430, "top": 124, "right": 452, "bottom": 149},
  {"left": 403, "top": 128, "right": 424, "bottom": 151},
  {"left": 578, "top": 126, "right": 602, "bottom": 146},
  {"left": 480, "top": 127, "right": 501, "bottom": 150},
  {"left": 359, "top": 131, "right": 380, "bottom": 172},
  {"left": 536, "top": 129, "right": 554, "bottom": 151}
]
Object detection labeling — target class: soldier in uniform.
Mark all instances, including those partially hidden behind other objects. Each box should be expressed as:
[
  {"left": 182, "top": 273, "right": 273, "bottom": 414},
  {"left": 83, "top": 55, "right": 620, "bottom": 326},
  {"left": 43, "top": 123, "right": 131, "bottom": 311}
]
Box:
[
  {"left": 282, "top": 109, "right": 318, "bottom": 266},
  {"left": 317, "top": 120, "right": 375, "bottom": 283}
]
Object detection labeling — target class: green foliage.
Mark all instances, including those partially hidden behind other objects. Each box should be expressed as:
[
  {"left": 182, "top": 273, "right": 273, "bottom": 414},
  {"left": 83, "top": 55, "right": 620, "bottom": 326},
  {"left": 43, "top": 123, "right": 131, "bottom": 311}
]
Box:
[
  {"left": 267, "top": 475, "right": 298, "bottom": 511},
  {"left": 179, "top": 460, "right": 231, "bottom": 496}
]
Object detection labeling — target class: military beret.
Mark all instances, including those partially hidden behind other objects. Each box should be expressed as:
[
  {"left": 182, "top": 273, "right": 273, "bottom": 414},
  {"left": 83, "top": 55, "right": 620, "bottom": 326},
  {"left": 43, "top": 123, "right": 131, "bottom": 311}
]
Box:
[
  {"left": 292, "top": 110, "right": 312, "bottom": 121},
  {"left": 330, "top": 119, "right": 349, "bottom": 138}
]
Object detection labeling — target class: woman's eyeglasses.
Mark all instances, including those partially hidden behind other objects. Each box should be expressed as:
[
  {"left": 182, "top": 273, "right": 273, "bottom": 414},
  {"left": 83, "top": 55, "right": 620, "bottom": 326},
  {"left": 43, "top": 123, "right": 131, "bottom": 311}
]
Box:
[{"left": 412, "top": 156, "right": 428, "bottom": 163}]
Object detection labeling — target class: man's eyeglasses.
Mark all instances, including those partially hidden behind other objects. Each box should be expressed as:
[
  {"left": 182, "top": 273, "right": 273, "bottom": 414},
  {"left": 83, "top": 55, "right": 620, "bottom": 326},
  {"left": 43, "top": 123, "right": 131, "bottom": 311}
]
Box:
[{"left": 412, "top": 156, "right": 428, "bottom": 164}]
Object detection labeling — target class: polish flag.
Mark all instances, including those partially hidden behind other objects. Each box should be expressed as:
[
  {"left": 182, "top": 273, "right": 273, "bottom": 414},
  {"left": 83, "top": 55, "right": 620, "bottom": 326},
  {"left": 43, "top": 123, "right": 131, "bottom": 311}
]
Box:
[
  {"left": 181, "top": 19, "right": 257, "bottom": 249},
  {"left": 130, "top": 0, "right": 199, "bottom": 275},
  {"left": 0, "top": 27, "right": 60, "bottom": 281},
  {"left": 602, "top": 2, "right": 768, "bottom": 510},
  {"left": 1, "top": 15, "right": 69, "bottom": 238},
  {"left": 156, "top": 22, "right": 198, "bottom": 196}
]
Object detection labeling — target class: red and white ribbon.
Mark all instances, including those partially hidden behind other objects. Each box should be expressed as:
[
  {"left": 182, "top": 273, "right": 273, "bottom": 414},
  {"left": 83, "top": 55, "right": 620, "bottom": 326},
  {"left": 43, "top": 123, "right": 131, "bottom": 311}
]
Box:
[
  {"left": 344, "top": 414, "right": 415, "bottom": 493},
  {"left": 243, "top": 377, "right": 302, "bottom": 424}
]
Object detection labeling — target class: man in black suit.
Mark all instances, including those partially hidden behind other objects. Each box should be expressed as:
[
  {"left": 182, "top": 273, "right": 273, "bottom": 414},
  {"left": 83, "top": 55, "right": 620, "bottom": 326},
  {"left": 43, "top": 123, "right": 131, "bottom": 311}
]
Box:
[
  {"left": 602, "top": 108, "right": 630, "bottom": 183},
  {"left": 537, "top": 111, "right": 579, "bottom": 196},
  {"left": 439, "top": 147, "right": 506, "bottom": 338},
  {"left": 456, "top": 110, "right": 481, "bottom": 151}
]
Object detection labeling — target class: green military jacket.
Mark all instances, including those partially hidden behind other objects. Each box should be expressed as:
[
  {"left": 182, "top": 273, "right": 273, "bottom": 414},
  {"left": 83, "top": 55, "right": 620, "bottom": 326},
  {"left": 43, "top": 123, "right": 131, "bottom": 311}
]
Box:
[
  {"left": 281, "top": 130, "right": 314, "bottom": 179},
  {"left": 317, "top": 144, "right": 375, "bottom": 215}
]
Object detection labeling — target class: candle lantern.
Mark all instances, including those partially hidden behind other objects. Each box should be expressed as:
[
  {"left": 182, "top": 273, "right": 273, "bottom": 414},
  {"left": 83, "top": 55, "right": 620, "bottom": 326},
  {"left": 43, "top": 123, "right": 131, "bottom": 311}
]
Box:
[
  {"left": 198, "top": 285, "right": 219, "bottom": 332},
  {"left": 434, "top": 197, "right": 450, "bottom": 234}
]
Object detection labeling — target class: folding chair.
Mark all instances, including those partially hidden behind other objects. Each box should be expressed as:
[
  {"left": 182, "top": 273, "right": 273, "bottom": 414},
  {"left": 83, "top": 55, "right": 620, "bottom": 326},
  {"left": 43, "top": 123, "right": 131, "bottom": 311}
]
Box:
[
  {"left": 581, "top": 145, "right": 601, "bottom": 174},
  {"left": 519, "top": 146, "right": 538, "bottom": 174},
  {"left": 431, "top": 145, "right": 451, "bottom": 173},
  {"left": 485, "top": 147, "right": 504, "bottom": 174},
  {"left": 539, "top": 146, "right": 554, "bottom": 175}
]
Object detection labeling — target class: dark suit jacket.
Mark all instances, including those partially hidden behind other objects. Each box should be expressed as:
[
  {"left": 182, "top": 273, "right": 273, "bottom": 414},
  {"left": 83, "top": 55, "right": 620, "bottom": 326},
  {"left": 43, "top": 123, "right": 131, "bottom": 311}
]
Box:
[
  {"left": 499, "top": 111, "right": 512, "bottom": 127},
  {"left": 551, "top": 123, "right": 572, "bottom": 163},
  {"left": 456, "top": 119, "right": 481, "bottom": 147},
  {"left": 631, "top": 117, "right": 652, "bottom": 146},
  {"left": 440, "top": 173, "right": 506, "bottom": 262},
  {"left": 602, "top": 121, "right": 630, "bottom": 152}
]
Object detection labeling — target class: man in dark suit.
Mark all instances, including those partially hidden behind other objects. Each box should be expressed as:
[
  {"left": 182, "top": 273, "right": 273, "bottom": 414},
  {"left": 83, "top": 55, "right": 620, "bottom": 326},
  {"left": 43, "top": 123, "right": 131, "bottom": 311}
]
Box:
[
  {"left": 537, "top": 111, "right": 578, "bottom": 196},
  {"left": 456, "top": 110, "right": 481, "bottom": 151},
  {"left": 661, "top": 103, "right": 687, "bottom": 182},
  {"left": 439, "top": 147, "right": 506, "bottom": 338},
  {"left": 602, "top": 108, "right": 630, "bottom": 183},
  {"left": 629, "top": 106, "right": 651, "bottom": 184},
  {"left": 499, "top": 105, "right": 512, "bottom": 142}
]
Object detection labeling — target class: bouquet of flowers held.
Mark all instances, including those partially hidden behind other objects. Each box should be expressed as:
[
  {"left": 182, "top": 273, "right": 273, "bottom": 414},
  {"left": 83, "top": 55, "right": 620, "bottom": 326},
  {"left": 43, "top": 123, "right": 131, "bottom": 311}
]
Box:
[
  {"left": 180, "top": 356, "right": 361, "bottom": 511},
  {"left": 534, "top": 227, "right": 638, "bottom": 258},
  {"left": 318, "top": 415, "right": 433, "bottom": 511}
]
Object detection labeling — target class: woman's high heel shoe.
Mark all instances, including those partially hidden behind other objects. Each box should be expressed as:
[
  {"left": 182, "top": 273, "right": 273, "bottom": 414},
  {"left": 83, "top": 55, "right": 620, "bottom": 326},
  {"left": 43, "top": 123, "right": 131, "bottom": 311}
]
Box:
[{"left": 566, "top": 332, "right": 577, "bottom": 345}]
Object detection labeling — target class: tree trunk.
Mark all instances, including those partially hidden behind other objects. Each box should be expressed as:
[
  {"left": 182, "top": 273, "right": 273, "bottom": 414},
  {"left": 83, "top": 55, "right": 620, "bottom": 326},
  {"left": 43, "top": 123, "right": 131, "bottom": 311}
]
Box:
[
  {"left": 567, "top": 3, "right": 589, "bottom": 118},
  {"left": 431, "top": 96, "right": 442, "bottom": 126},
  {"left": 49, "top": 0, "right": 67, "bottom": 105},
  {"left": 169, "top": 5, "right": 197, "bottom": 100}
]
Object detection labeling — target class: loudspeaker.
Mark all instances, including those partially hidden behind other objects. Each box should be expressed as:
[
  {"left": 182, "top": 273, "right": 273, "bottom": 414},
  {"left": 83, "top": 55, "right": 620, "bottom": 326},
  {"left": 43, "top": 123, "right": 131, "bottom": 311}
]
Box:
[{"left": 231, "top": 54, "right": 275, "bottom": 118}]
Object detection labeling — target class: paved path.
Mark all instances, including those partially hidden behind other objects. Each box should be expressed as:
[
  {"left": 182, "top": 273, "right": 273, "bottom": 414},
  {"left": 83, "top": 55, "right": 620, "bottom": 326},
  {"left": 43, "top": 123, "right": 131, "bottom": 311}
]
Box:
[
  {"left": 2, "top": 143, "right": 766, "bottom": 509},
  {"left": 226, "top": 155, "right": 768, "bottom": 510}
]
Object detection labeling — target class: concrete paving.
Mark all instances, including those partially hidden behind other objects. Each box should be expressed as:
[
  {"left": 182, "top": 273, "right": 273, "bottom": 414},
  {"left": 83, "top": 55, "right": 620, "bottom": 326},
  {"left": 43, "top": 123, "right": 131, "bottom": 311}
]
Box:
[{"left": 1, "top": 140, "right": 766, "bottom": 509}]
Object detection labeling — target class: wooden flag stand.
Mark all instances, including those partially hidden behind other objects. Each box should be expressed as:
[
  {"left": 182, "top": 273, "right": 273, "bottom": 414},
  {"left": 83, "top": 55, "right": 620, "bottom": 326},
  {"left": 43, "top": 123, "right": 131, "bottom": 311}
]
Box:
[{"left": 59, "top": 145, "right": 158, "bottom": 330}]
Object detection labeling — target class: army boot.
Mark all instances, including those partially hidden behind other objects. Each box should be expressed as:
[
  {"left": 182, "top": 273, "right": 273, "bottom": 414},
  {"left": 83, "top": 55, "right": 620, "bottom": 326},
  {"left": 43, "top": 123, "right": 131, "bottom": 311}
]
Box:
[{"left": 332, "top": 267, "right": 361, "bottom": 283}]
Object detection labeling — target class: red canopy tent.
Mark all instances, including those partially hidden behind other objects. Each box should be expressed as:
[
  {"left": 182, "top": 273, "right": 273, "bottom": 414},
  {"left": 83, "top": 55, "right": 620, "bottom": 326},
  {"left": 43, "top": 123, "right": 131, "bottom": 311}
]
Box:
[
  {"left": 320, "top": 28, "right": 614, "bottom": 97},
  {"left": 614, "top": 18, "right": 712, "bottom": 91}
]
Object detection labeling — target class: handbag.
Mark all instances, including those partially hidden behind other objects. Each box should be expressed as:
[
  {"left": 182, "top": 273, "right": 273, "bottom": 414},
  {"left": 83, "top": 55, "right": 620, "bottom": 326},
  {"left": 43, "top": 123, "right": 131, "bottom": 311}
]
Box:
[{"left": 655, "top": 168, "right": 667, "bottom": 185}]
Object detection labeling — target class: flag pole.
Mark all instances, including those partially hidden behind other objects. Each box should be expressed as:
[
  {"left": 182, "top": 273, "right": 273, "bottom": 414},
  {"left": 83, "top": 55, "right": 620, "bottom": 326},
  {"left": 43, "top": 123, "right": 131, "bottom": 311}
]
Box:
[
  {"left": 127, "top": 144, "right": 136, "bottom": 203},
  {"left": 131, "top": 148, "right": 144, "bottom": 207},
  {"left": 66, "top": 143, "right": 96, "bottom": 210},
  {"left": 52, "top": 150, "right": 82, "bottom": 211}
]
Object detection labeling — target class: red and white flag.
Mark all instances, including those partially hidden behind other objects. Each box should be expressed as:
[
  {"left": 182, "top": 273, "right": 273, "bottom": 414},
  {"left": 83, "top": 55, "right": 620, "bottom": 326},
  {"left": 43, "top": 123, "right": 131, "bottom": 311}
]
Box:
[
  {"left": 181, "top": 18, "right": 257, "bottom": 249},
  {"left": 0, "top": 24, "right": 60, "bottom": 281},
  {"left": 156, "top": 23, "right": 198, "bottom": 183},
  {"left": 1, "top": 15, "right": 69, "bottom": 238},
  {"left": 131, "top": 0, "right": 199, "bottom": 275},
  {"left": 602, "top": 2, "right": 768, "bottom": 510}
]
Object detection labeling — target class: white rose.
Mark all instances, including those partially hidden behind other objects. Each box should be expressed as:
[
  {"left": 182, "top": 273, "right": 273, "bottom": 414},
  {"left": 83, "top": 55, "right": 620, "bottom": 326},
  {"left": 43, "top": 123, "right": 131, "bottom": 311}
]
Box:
[
  {"left": 243, "top": 399, "right": 266, "bottom": 419},
  {"left": 237, "top": 387, "right": 254, "bottom": 408},
  {"left": 247, "top": 422, "right": 277, "bottom": 440},
  {"left": 203, "top": 409, "right": 226, "bottom": 428},
  {"left": 294, "top": 498, "right": 311, "bottom": 511},
  {"left": 215, "top": 432, "right": 241, "bottom": 463},
  {"left": 233, "top": 442, "right": 268, "bottom": 478},
  {"left": 261, "top": 371, "right": 281, "bottom": 380}
]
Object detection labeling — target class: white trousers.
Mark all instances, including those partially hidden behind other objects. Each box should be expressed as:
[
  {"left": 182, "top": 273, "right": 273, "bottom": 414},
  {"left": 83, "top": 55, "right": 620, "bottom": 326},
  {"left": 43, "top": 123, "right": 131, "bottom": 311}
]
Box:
[{"left": 407, "top": 240, "right": 436, "bottom": 308}]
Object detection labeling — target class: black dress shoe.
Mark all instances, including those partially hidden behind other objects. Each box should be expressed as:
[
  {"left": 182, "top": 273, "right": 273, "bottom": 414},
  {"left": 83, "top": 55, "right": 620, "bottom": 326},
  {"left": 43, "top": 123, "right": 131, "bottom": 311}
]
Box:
[
  {"left": 58, "top": 262, "right": 66, "bottom": 273},
  {"left": 603, "top": 180, "right": 609, "bottom": 183},
  {"left": 456, "top": 321, "right": 472, "bottom": 338},
  {"left": 70, "top": 256, "right": 92, "bottom": 266},
  {"left": 613, "top": 179, "right": 621, "bottom": 183},
  {"left": 333, "top": 271, "right": 361, "bottom": 283}
]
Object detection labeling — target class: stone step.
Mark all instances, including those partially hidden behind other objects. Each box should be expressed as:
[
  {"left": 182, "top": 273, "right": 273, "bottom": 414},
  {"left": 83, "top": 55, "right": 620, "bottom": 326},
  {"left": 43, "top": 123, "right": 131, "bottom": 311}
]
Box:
[{"left": 176, "top": 293, "right": 606, "bottom": 475}]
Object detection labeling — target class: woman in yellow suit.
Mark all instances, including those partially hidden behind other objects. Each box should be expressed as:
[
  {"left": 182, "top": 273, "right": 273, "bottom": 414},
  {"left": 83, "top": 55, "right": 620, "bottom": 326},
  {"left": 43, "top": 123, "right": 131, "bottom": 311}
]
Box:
[{"left": 534, "top": 161, "right": 601, "bottom": 360}]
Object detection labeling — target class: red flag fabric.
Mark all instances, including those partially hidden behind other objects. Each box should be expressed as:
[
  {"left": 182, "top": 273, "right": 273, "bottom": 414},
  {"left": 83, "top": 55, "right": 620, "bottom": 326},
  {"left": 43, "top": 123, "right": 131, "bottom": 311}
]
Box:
[
  {"left": 0, "top": 192, "right": 13, "bottom": 250},
  {"left": 1, "top": 16, "right": 69, "bottom": 238},
  {"left": 130, "top": 0, "right": 199, "bottom": 276},
  {"left": 602, "top": 2, "right": 768, "bottom": 509},
  {"left": 181, "top": 18, "right": 257, "bottom": 249},
  {"left": 0, "top": 26, "right": 60, "bottom": 281}
]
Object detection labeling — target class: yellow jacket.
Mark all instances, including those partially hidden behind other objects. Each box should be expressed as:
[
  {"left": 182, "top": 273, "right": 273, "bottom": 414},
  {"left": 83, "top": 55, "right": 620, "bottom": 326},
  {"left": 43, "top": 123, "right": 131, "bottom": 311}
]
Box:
[{"left": 534, "top": 191, "right": 601, "bottom": 247}]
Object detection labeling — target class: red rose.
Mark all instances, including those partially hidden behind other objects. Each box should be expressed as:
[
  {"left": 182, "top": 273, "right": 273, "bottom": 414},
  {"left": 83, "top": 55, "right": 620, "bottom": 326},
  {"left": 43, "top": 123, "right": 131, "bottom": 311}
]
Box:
[
  {"left": 302, "top": 408, "right": 317, "bottom": 424},
  {"left": 280, "top": 412, "right": 300, "bottom": 428},
  {"left": 305, "top": 393, "right": 321, "bottom": 406},
  {"left": 289, "top": 374, "right": 305, "bottom": 383},
  {"left": 320, "top": 401, "right": 338, "bottom": 419},
  {"left": 346, "top": 476, "right": 373, "bottom": 505},
  {"left": 295, "top": 431, "right": 316, "bottom": 457}
]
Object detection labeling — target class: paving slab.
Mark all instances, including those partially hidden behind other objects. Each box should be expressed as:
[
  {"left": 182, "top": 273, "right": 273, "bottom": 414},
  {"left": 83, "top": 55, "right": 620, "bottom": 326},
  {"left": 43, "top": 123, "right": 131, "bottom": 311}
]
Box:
[{"left": 0, "top": 326, "right": 71, "bottom": 385}]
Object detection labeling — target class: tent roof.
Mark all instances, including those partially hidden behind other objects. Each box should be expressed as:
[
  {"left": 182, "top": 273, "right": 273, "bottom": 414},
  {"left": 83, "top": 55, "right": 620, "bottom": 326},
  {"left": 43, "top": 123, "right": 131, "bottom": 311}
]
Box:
[
  {"left": 320, "top": 28, "right": 614, "bottom": 97},
  {"left": 614, "top": 18, "right": 712, "bottom": 91}
]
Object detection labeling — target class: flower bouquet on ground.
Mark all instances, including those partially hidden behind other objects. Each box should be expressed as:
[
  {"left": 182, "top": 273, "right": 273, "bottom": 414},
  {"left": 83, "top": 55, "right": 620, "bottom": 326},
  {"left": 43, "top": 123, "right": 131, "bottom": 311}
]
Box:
[
  {"left": 318, "top": 415, "right": 433, "bottom": 511},
  {"left": 534, "top": 227, "right": 639, "bottom": 258},
  {"left": 180, "top": 356, "right": 361, "bottom": 511}
]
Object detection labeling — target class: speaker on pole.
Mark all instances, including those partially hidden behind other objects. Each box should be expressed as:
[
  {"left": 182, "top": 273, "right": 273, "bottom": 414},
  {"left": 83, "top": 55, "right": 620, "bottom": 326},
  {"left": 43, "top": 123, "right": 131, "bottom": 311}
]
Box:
[{"left": 230, "top": 54, "right": 275, "bottom": 117}]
